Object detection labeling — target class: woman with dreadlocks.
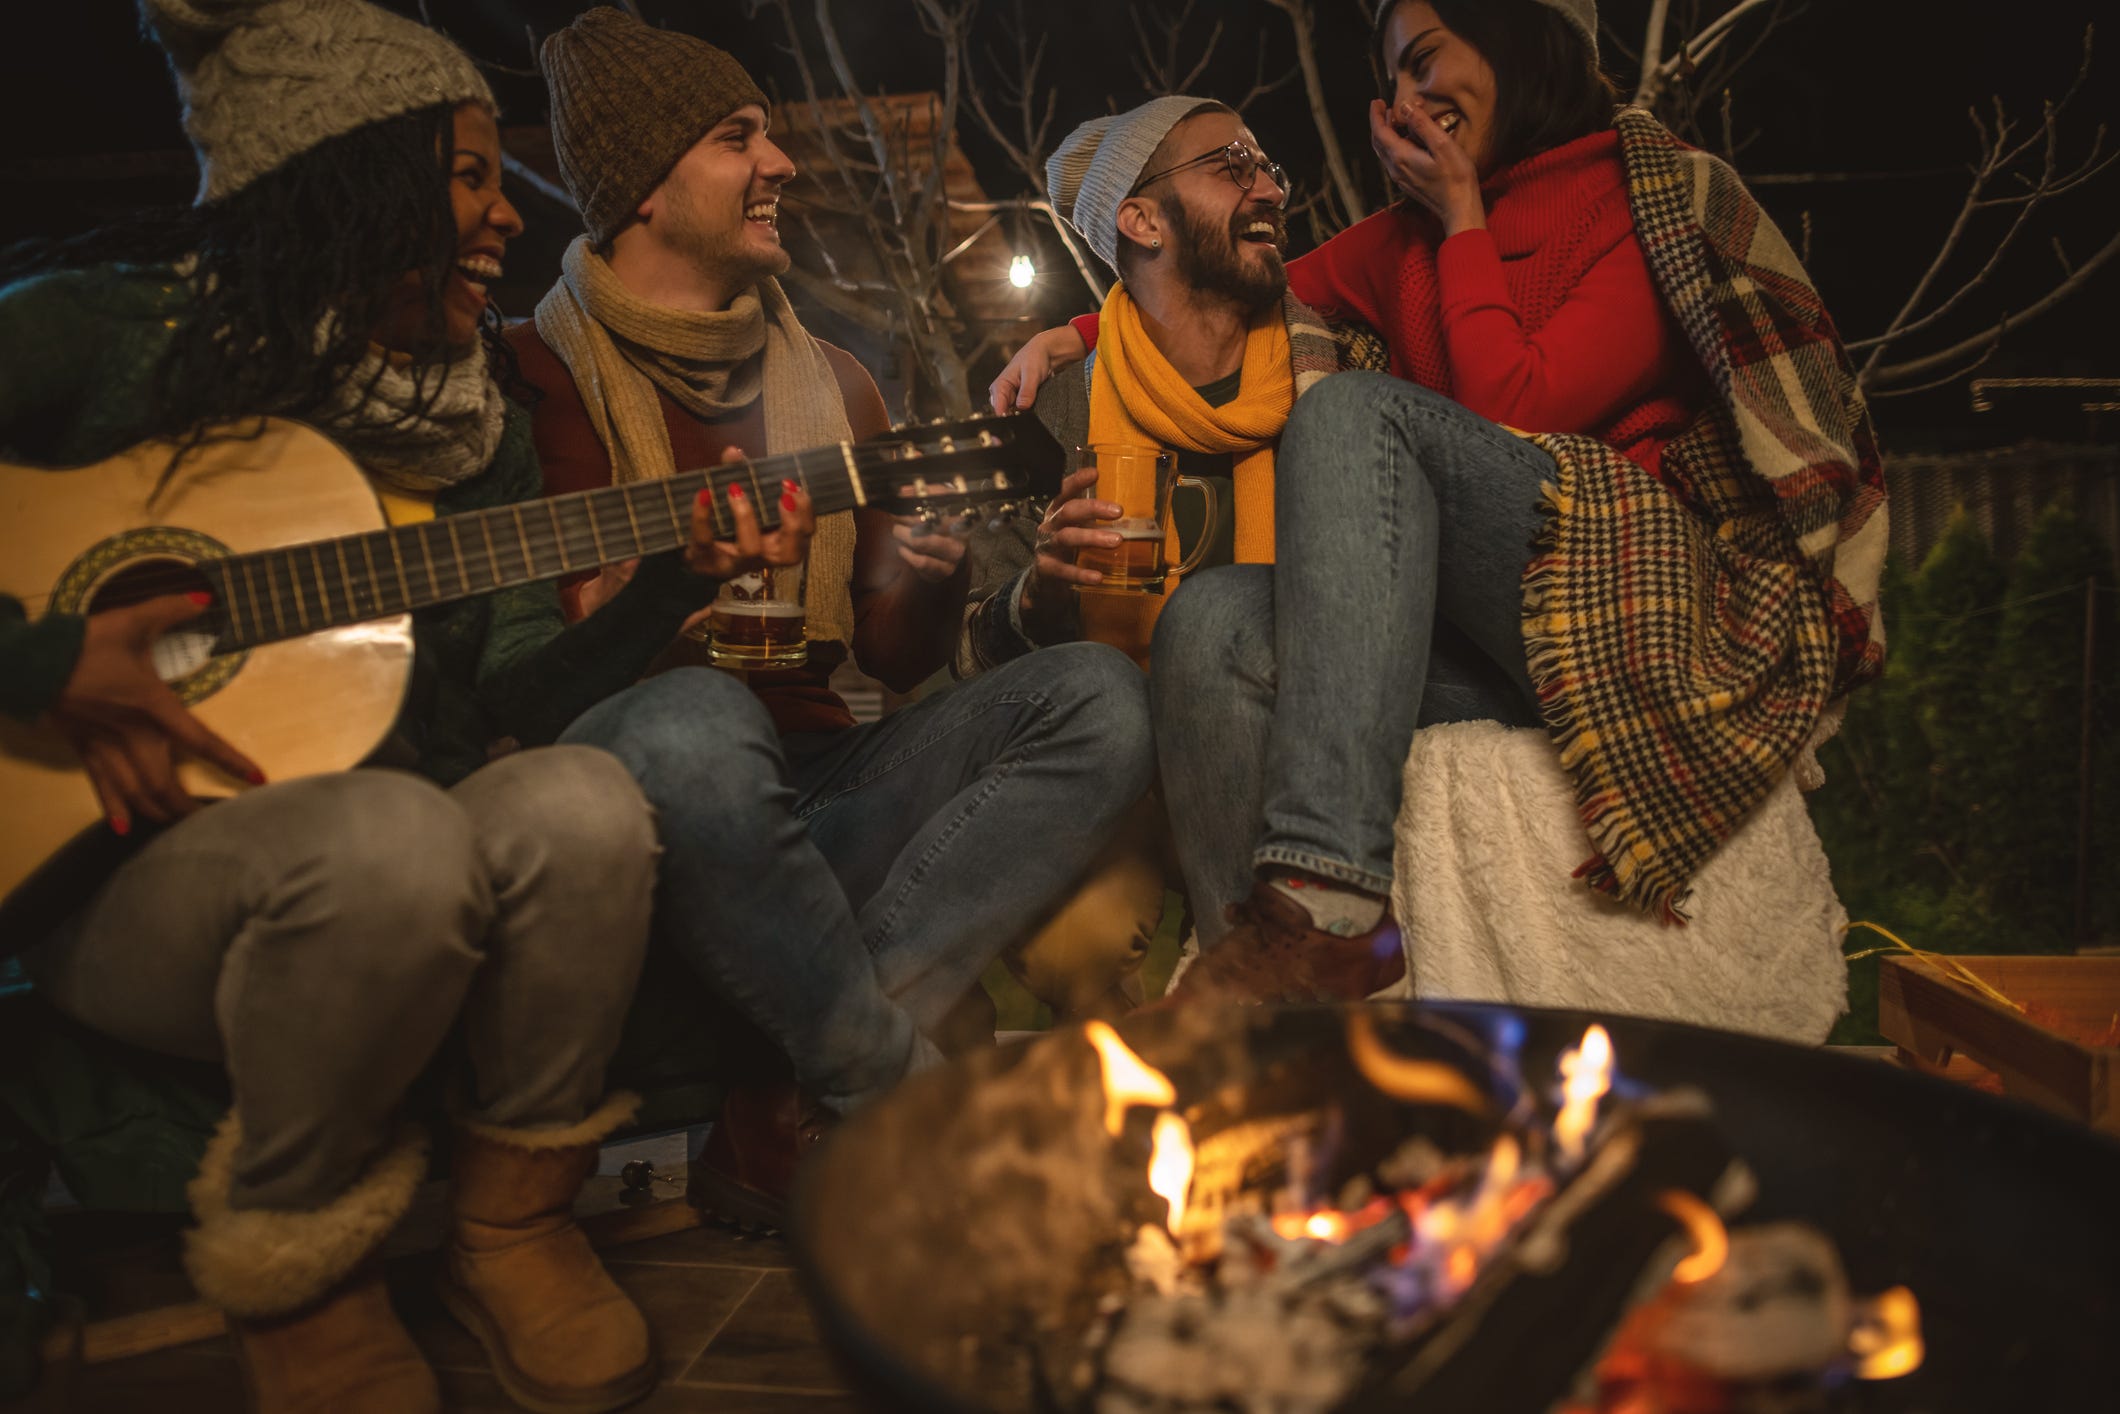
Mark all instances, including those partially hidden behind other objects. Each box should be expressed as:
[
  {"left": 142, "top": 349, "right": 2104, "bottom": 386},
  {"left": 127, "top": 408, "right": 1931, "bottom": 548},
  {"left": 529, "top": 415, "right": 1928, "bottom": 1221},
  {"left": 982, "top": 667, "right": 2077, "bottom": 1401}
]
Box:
[
  {"left": 0, "top": 2, "right": 803, "bottom": 1408},
  {"left": 989, "top": 0, "right": 1885, "bottom": 1002}
]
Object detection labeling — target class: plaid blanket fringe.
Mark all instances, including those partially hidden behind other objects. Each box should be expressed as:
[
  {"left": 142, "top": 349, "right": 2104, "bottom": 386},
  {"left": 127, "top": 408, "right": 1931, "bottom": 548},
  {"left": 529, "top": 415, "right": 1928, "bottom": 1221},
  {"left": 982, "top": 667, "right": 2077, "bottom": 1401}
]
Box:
[{"left": 1522, "top": 111, "right": 1890, "bottom": 920}]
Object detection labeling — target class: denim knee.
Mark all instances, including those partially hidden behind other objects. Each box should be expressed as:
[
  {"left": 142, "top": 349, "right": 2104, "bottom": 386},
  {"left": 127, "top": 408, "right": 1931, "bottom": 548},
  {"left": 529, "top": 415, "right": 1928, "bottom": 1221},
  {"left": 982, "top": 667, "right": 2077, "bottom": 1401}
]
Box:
[
  {"left": 561, "top": 667, "right": 782, "bottom": 808},
  {"left": 1035, "top": 641, "right": 1156, "bottom": 799},
  {"left": 1150, "top": 568, "right": 1274, "bottom": 698}
]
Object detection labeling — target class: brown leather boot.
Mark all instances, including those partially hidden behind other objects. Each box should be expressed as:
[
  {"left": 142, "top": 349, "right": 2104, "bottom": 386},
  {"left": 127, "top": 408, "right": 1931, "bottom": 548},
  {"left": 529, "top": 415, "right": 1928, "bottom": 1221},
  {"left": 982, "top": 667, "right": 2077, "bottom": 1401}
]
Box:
[
  {"left": 437, "top": 1094, "right": 657, "bottom": 1414},
  {"left": 1176, "top": 880, "right": 1407, "bottom": 1004},
  {"left": 687, "top": 1081, "right": 836, "bottom": 1234},
  {"left": 183, "top": 1112, "right": 438, "bottom": 1414}
]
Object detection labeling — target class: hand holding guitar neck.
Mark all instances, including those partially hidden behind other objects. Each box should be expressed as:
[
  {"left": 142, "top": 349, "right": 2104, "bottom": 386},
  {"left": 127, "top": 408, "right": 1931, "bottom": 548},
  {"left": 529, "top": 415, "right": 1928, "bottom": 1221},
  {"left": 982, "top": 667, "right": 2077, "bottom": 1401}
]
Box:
[
  {"left": 683, "top": 445, "right": 816, "bottom": 582},
  {"left": 52, "top": 593, "right": 264, "bottom": 835}
]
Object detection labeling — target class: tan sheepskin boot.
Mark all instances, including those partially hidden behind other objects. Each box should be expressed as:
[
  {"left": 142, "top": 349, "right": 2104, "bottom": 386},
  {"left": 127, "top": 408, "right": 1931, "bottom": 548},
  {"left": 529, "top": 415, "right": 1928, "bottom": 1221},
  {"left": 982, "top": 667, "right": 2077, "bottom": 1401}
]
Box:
[
  {"left": 183, "top": 1112, "right": 438, "bottom": 1414},
  {"left": 437, "top": 1093, "right": 657, "bottom": 1413}
]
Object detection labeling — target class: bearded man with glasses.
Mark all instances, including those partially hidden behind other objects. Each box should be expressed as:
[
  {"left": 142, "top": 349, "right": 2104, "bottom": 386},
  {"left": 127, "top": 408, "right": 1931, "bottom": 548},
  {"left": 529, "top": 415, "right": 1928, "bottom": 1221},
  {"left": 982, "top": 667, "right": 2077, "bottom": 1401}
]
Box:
[{"left": 952, "top": 98, "right": 1387, "bottom": 1022}]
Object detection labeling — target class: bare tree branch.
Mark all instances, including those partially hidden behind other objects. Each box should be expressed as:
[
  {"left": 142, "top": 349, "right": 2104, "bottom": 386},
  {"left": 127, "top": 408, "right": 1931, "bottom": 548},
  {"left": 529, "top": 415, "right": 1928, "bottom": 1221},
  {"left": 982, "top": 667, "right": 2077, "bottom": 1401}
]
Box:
[
  {"left": 962, "top": 0, "right": 1059, "bottom": 195},
  {"left": 1867, "top": 225, "right": 2120, "bottom": 391},
  {"left": 1855, "top": 26, "right": 2110, "bottom": 384},
  {"left": 1260, "top": 0, "right": 1367, "bottom": 236},
  {"left": 1129, "top": 1, "right": 1224, "bottom": 97}
]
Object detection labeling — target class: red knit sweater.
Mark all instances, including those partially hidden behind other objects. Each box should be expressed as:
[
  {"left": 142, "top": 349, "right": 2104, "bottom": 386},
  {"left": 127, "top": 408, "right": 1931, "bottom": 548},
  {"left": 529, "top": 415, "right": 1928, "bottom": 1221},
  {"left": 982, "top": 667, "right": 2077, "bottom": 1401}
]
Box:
[{"left": 1073, "top": 130, "right": 1701, "bottom": 477}]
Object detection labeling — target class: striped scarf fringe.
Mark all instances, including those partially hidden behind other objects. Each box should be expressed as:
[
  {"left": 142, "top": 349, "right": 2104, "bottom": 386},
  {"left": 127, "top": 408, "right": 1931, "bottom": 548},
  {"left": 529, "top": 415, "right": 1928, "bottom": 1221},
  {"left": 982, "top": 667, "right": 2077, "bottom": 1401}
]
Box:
[{"left": 1523, "top": 110, "right": 1889, "bottom": 920}]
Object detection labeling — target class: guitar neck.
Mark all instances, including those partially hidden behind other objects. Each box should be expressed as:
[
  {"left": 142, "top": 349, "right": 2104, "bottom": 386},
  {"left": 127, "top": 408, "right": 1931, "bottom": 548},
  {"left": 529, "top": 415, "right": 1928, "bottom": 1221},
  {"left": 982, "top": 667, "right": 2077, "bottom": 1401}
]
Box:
[{"left": 202, "top": 443, "right": 868, "bottom": 651}]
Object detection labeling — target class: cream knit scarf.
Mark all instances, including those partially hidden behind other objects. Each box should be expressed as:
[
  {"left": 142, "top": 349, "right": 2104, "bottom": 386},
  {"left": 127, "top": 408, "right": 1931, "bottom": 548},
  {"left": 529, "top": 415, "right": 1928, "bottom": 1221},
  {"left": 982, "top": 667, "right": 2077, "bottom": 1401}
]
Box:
[
  {"left": 534, "top": 237, "right": 857, "bottom": 645},
  {"left": 318, "top": 342, "right": 506, "bottom": 495}
]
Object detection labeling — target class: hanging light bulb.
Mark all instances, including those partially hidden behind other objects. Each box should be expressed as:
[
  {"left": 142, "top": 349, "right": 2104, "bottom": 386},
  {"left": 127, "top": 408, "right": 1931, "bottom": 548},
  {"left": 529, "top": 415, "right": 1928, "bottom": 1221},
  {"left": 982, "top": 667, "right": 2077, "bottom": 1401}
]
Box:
[{"left": 1008, "top": 253, "right": 1036, "bottom": 289}]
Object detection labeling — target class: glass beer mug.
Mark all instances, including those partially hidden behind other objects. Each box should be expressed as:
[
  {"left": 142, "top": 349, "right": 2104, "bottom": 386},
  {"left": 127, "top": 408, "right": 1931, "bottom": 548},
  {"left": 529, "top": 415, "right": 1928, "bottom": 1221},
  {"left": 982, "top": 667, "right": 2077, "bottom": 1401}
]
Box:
[
  {"left": 1073, "top": 444, "right": 1221, "bottom": 595},
  {"left": 699, "top": 564, "right": 808, "bottom": 669}
]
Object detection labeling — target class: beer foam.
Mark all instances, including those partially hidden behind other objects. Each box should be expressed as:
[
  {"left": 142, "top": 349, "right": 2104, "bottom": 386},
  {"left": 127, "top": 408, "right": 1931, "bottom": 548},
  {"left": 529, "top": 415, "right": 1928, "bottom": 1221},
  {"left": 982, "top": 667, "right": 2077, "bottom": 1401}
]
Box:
[
  {"left": 1113, "top": 522, "right": 1163, "bottom": 540},
  {"left": 717, "top": 602, "right": 806, "bottom": 618}
]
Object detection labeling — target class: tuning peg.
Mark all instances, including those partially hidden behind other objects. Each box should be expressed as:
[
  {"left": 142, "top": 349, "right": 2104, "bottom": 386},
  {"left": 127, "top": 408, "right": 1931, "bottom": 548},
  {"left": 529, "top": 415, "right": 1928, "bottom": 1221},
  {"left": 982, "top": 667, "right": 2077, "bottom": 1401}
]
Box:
[{"left": 918, "top": 507, "right": 941, "bottom": 528}]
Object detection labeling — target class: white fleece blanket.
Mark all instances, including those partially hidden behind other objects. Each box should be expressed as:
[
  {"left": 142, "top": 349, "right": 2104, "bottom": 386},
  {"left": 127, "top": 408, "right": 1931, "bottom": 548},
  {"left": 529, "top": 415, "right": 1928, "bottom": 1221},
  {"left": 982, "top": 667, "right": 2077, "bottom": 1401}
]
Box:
[{"left": 1385, "top": 722, "right": 1848, "bottom": 1044}]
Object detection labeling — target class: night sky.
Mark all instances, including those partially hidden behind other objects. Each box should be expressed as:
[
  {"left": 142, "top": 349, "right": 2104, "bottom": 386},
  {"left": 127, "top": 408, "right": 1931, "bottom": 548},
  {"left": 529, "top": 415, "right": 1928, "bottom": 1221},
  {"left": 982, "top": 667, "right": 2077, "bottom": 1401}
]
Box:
[{"left": 5, "top": 0, "right": 2114, "bottom": 446}]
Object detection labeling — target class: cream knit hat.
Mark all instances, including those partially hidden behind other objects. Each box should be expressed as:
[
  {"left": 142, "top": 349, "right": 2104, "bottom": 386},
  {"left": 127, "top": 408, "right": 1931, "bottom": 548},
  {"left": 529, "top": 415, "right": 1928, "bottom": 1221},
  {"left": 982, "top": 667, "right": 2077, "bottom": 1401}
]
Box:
[
  {"left": 1371, "top": 0, "right": 1599, "bottom": 61},
  {"left": 1046, "top": 95, "right": 1228, "bottom": 273},
  {"left": 143, "top": 0, "right": 493, "bottom": 205}
]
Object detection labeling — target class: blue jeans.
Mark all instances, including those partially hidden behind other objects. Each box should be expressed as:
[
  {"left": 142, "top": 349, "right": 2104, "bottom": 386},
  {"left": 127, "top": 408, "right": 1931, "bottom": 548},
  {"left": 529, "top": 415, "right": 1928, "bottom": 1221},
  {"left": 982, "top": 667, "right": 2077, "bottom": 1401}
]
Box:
[
  {"left": 563, "top": 642, "right": 1153, "bottom": 1109},
  {"left": 1151, "top": 373, "right": 1552, "bottom": 942}
]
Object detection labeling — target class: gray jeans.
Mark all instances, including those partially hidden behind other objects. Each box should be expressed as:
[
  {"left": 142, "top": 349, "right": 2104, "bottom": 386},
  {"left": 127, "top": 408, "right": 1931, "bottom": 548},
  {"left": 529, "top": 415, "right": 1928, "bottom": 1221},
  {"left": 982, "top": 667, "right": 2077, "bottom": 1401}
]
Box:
[{"left": 26, "top": 746, "right": 656, "bottom": 1212}]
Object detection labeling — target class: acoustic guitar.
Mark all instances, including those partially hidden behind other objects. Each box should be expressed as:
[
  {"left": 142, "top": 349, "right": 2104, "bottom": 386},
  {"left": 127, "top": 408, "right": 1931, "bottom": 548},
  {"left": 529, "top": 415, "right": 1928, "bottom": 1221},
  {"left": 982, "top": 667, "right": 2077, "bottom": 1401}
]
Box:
[{"left": 0, "top": 412, "right": 1061, "bottom": 917}]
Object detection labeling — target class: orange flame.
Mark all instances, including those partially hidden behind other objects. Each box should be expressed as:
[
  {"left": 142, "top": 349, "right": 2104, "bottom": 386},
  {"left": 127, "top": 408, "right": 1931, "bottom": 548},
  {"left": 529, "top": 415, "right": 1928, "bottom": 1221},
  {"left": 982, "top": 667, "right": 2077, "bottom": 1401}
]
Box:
[
  {"left": 1147, "top": 1112, "right": 1195, "bottom": 1235},
  {"left": 1850, "top": 1286, "right": 1925, "bottom": 1380},
  {"left": 1553, "top": 1024, "right": 1613, "bottom": 1164},
  {"left": 1085, "top": 1021, "right": 1176, "bottom": 1137},
  {"left": 1346, "top": 1011, "right": 1491, "bottom": 1114},
  {"left": 1652, "top": 1190, "right": 1728, "bottom": 1284}
]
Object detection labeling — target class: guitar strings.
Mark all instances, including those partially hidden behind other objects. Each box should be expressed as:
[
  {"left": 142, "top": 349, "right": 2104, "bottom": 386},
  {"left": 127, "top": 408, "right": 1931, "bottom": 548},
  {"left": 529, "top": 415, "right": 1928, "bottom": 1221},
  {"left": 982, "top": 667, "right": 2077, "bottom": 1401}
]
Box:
[{"left": 89, "top": 434, "right": 1027, "bottom": 612}]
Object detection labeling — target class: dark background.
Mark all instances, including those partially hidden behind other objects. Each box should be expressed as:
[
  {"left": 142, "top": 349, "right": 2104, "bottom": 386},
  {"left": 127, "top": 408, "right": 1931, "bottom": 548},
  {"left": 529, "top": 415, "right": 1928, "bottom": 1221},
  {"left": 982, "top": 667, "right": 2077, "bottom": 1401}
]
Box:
[{"left": 4, "top": 0, "right": 2114, "bottom": 448}]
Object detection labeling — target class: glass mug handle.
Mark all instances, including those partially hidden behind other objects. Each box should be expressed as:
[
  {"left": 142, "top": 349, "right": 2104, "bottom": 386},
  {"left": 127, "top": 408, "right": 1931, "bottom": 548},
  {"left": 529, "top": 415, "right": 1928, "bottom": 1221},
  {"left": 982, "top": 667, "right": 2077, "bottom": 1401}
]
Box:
[{"left": 1169, "top": 476, "right": 1222, "bottom": 579}]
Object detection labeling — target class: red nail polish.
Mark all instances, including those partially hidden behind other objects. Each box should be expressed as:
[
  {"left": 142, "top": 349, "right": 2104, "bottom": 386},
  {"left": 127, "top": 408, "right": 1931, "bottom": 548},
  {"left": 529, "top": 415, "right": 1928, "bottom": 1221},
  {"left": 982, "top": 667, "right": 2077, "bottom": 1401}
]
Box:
[
  {"left": 696, "top": 487, "right": 713, "bottom": 507},
  {"left": 782, "top": 478, "right": 799, "bottom": 496},
  {"left": 781, "top": 487, "right": 799, "bottom": 512},
  {"left": 187, "top": 590, "right": 213, "bottom": 607},
  {"left": 246, "top": 768, "right": 267, "bottom": 786},
  {"left": 728, "top": 484, "right": 745, "bottom": 500},
  {"left": 110, "top": 814, "right": 130, "bottom": 837}
]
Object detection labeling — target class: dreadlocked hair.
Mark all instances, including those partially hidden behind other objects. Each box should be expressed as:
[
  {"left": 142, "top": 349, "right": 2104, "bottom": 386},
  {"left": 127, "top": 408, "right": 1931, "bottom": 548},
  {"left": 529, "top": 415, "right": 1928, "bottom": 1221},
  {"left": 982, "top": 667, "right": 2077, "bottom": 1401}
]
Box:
[{"left": 0, "top": 104, "right": 491, "bottom": 455}]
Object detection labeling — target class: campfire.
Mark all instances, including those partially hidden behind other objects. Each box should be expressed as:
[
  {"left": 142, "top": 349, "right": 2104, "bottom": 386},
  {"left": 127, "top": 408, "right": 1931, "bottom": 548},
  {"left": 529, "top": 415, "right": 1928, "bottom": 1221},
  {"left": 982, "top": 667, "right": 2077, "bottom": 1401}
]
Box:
[
  {"left": 1075, "top": 1015, "right": 1922, "bottom": 1414},
  {"left": 793, "top": 1003, "right": 2120, "bottom": 1414}
]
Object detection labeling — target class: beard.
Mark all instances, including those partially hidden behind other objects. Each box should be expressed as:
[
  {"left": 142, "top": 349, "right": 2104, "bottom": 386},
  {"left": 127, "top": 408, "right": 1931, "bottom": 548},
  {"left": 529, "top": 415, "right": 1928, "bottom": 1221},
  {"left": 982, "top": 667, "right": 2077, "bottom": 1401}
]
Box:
[
  {"left": 1164, "top": 197, "right": 1287, "bottom": 313},
  {"left": 663, "top": 170, "right": 791, "bottom": 288}
]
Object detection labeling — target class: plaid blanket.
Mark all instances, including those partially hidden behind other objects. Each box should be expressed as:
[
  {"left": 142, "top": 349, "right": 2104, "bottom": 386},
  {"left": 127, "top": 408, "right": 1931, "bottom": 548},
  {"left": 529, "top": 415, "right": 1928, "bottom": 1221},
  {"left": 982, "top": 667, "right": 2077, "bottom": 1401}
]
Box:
[{"left": 1522, "top": 109, "right": 1889, "bottom": 920}]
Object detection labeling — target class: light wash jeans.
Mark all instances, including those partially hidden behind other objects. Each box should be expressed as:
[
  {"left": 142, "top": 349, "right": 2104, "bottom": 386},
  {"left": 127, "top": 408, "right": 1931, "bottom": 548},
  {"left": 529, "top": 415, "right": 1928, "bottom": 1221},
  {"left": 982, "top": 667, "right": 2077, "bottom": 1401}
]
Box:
[
  {"left": 561, "top": 641, "right": 1155, "bottom": 1111},
  {"left": 1151, "top": 373, "right": 1553, "bottom": 942},
  {"left": 27, "top": 747, "right": 657, "bottom": 1210}
]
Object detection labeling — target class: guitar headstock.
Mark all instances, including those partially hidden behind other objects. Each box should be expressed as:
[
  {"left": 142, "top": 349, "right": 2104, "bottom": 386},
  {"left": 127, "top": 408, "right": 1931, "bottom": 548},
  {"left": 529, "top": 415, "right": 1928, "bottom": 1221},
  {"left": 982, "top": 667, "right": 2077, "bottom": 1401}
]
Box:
[{"left": 865, "top": 411, "right": 1065, "bottom": 531}]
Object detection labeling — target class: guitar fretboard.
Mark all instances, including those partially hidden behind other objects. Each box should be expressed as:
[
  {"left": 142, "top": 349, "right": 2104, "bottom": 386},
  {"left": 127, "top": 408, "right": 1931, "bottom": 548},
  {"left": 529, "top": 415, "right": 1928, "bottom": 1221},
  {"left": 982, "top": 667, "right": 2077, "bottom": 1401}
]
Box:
[{"left": 197, "top": 437, "right": 982, "bottom": 652}]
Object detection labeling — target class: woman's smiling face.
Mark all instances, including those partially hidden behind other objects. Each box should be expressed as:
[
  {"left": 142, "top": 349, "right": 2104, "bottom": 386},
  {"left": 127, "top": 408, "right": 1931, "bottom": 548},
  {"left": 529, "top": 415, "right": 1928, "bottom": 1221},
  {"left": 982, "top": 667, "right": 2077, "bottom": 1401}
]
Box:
[
  {"left": 373, "top": 102, "right": 523, "bottom": 355},
  {"left": 1381, "top": 1, "right": 1501, "bottom": 175}
]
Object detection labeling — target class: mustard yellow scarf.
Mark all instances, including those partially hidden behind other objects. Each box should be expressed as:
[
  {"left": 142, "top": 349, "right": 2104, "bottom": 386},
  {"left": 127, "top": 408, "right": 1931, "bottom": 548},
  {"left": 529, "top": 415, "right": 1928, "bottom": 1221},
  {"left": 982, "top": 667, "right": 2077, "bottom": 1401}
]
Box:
[
  {"left": 1087, "top": 282, "right": 1293, "bottom": 566},
  {"left": 1079, "top": 283, "right": 1293, "bottom": 660}
]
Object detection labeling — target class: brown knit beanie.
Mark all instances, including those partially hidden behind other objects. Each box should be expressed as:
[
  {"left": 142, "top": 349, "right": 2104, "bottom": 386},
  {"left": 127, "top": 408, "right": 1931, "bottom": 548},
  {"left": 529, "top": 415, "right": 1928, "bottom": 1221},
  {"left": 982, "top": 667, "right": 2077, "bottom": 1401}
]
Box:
[{"left": 540, "top": 6, "right": 768, "bottom": 244}]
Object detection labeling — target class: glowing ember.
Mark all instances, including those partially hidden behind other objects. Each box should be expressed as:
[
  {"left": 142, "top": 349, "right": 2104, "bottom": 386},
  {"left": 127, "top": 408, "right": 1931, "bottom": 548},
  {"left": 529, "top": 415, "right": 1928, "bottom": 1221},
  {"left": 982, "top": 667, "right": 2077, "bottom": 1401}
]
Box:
[
  {"left": 1850, "top": 1286, "right": 1925, "bottom": 1380},
  {"left": 1085, "top": 1020, "right": 1176, "bottom": 1137},
  {"left": 1346, "top": 1010, "right": 1491, "bottom": 1114},
  {"left": 1653, "top": 1190, "right": 1729, "bottom": 1284},
  {"left": 1147, "top": 1112, "right": 1195, "bottom": 1235},
  {"left": 1306, "top": 1211, "right": 1348, "bottom": 1242},
  {"left": 1553, "top": 1024, "right": 1614, "bottom": 1164}
]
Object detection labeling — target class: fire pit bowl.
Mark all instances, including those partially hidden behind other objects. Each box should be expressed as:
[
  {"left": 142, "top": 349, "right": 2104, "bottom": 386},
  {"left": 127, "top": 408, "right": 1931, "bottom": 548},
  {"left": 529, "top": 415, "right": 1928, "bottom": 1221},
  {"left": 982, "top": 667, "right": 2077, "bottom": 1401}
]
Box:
[{"left": 790, "top": 1004, "right": 2120, "bottom": 1412}]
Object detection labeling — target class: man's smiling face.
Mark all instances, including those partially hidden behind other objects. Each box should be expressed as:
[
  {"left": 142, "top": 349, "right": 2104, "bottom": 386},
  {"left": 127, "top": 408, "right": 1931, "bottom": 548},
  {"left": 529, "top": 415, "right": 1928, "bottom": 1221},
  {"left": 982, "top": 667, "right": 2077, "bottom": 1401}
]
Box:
[
  {"left": 648, "top": 104, "right": 796, "bottom": 287},
  {"left": 1150, "top": 110, "right": 1290, "bottom": 313}
]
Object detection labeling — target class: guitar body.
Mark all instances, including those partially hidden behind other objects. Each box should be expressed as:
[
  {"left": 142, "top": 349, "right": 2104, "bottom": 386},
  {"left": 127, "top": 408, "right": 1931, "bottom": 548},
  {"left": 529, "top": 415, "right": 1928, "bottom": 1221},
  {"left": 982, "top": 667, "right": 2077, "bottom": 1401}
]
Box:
[
  {"left": 2, "top": 405, "right": 1062, "bottom": 917},
  {"left": 0, "top": 420, "right": 412, "bottom": 903}
]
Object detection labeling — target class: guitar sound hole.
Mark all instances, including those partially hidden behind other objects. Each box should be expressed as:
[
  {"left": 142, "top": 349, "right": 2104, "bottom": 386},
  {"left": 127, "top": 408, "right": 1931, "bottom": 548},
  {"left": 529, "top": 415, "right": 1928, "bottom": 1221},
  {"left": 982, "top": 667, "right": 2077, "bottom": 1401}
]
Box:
[{"left": 87, "top": 558, "right": 220, "bottom": 685}]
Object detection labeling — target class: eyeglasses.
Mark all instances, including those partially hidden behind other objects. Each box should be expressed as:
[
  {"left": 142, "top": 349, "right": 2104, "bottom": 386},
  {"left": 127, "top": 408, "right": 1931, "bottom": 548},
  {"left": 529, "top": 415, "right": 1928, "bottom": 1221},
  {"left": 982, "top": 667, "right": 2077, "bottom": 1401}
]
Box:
[{"left": 1129, "top": 141, "right": 1288, "bottom": 208}]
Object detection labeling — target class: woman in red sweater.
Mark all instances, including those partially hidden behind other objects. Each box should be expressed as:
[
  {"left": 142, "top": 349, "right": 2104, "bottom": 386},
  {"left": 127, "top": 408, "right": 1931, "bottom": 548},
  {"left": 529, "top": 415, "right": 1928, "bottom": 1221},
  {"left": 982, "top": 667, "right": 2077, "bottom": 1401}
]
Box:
[
  {"left": 995, "top": 0, "right": 1882, "bottom": 997},
  {"left": 1002, "top": 0, "right": 1695, "bottom": 473}
]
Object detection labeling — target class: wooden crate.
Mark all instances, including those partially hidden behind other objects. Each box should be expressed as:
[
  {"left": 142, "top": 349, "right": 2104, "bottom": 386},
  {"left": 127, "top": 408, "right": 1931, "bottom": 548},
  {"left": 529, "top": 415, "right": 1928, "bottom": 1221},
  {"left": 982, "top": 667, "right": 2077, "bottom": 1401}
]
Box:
[{"left": 1876, "top": 954, "right": 2120, "bottom": 1134}]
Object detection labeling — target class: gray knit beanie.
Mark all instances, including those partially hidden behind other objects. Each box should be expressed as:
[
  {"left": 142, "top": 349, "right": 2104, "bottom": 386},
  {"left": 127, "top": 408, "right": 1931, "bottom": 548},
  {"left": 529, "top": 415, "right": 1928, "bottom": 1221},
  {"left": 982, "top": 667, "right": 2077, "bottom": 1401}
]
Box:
[
  {"left": 1371, "top": 0, "right": 1599, "bottom": 61},
  {"left": 143, "top": 0, "right": 493, "bottom": 205},
  {"left": 1046, "top": 95, "right": 1229, "bottom": 273},
  {"left": 540, "top": 8, "right": 770, "bottom": 245}
]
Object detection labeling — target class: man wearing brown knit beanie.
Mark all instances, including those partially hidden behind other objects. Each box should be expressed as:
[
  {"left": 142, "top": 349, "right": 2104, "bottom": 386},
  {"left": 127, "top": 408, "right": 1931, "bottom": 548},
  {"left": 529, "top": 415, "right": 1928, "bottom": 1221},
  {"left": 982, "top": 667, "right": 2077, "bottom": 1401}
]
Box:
[{"left": 513, "top": 7, "right": 1154, "bottom": 1229}]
